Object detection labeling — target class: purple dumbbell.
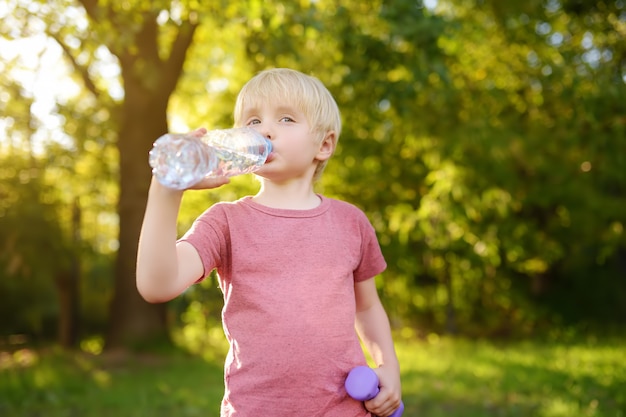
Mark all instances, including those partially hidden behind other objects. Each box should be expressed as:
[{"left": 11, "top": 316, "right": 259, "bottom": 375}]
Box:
[{"left": 345, "top": 366, "right": 404, "bottom": 417}]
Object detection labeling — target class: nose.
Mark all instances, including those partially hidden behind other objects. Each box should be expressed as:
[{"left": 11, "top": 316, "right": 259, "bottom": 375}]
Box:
[{"left": 253, "top": 124, "right": 271, "bottom": 140}]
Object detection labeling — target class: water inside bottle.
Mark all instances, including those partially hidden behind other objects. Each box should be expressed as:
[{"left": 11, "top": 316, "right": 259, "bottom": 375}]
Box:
[
  {"left": 209, "top": 145, "right": 268, "bottom": 177},
  {"left": 204, "top": 128, "right": 271, "bottom": 177},
  {"left": 149, "top": 134, "right": 214, "bottom": 189}
]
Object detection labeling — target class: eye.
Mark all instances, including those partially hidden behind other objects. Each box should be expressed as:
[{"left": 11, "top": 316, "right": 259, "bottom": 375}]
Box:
[
  {"left": 280, "top": 116, "right": 295, "bottom": 123},
  {"left": 246, "top": 118, "right": 261, "bottom": 126}
]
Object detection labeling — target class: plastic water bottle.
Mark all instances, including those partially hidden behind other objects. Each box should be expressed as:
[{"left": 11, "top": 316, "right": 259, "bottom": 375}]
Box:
[
  {"left": 345, "top": 366, "right": 404, "bottom": 417},
  {"left": 148, "top": 127, "right": 272, "bottom": 190}
]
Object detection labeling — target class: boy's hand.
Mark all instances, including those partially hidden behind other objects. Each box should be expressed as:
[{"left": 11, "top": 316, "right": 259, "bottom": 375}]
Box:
[
  {"left": 188, "top": 176, "right": 230, "bottom": 190},
  {"left": 163, "top": 127, "right": 230, "bottom": 191},
  {"left": 364, "top": 365, "right": 402, "bottom": 417},
  {"left": 151, "top": 173, "right": 230, "bottom": 192}
]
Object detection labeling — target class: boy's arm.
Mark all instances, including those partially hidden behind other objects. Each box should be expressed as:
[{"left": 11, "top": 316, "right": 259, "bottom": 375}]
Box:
[
  {"left": 136, "top": 177, "right": 226, "bottom": 303},
  {"left": 354, "top": 278, "right": 402, "bottom": 417}
]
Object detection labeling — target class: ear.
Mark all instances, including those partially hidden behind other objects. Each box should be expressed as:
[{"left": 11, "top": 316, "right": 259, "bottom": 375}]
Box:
[{"left": 315, "top": 131, "right": 337, "bottom": 162}]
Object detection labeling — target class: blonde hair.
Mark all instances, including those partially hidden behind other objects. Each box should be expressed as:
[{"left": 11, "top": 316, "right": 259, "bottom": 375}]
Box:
[{"left": 233, "top": 68, "right": 341, "bottom": 182}]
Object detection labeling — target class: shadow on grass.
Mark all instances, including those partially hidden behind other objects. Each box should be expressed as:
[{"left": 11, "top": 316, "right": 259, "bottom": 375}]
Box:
[
  {"left": 0, "top": 348, "right": 226, "bottom": 417},
  {"left": 397, "top": 339, "right": 626, "bottom": 417}
]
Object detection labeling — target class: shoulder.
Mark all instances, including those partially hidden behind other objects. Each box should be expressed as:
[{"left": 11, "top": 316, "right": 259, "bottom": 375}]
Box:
[
  {"left": 193, "top": 198, "right": 254, "bottom": 231},
  {"left": 324, "top": 196, "right": 371, "bottom": 220},
  {"left": 322, "top": 196, "right": 379, "bottom": 234},
  {"left": 201, "top": 197, "right": 253, "bottom": 216}
]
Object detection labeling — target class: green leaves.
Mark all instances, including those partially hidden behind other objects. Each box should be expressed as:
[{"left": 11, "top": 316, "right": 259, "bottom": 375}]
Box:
[{"left": 1, "top": 0, "right": 625, "bottom": 342}]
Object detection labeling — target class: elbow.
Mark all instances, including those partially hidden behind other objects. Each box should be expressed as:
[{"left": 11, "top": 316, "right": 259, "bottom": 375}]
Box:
[
  {"left": 138, "top": 288, "right": 173, "bottom": 304},
  {"left": 140, "top": 292, "right": 170, "bottom": 304},
  {"left": 136, "top": 278, "right": 176, "bottom": 304},
  {"left": 137, "top": 286, "right": 164, "bottom": 304}
]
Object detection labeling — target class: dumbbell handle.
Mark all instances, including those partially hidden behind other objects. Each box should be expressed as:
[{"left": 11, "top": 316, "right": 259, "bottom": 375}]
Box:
[{"left": 345, "top": 366, "right": 404, "bottom": 417}]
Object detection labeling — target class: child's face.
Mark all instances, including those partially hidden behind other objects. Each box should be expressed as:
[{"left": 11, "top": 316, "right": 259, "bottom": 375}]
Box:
[{"left": 241, "top": 101, "right": 324, "bottom": 182}]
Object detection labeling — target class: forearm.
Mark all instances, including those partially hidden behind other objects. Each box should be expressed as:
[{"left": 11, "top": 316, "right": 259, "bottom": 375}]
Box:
[
  {"left": 355, "top": 300, "right": 399, "bottom": 371},
  {"left": 355, "top": 294, "right": 402, "bottom": 416},
  {"left": 136, "top": 178, "right": 185, "bottom": 302}
]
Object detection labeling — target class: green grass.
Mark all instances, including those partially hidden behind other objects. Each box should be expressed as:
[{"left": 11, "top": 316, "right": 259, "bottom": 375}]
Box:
[
  {"left": 0, "top": 348, "right": 225, "bottom": 417},
  {"left": 1, "top": 337, "right": 624, "bottom": 417},
  {"left": 397, "top": 335, "right": 626, "bottom": 417}
]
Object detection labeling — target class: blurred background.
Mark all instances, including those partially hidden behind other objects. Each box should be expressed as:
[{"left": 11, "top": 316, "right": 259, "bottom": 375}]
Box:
[{"left": 1, "top": 0, "right": 625, "bottom": 416}]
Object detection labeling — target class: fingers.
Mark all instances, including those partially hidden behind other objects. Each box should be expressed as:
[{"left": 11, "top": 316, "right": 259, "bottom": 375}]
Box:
[
  {"left": 191, "top": 127, "right": 208, "bottom": 137},
  {"left": 367, "top": 365, "right": 402, "bottom": 417},
  {"left": 364, "top": 390, "right": 402, "bottom": 417},
  {"left": 169, "top": 128, "right": 229, "bottom": 190},
  {"left": 188, "top": 176, "right": 230, "bottom": 190}
]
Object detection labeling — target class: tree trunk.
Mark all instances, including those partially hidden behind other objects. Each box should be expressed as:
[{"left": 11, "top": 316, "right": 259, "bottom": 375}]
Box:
[
  {"left": 56, "top": 198, "right": 81, "bottom": 348},
  {"left": 104, "top": 81, "right": 170, "bottom": 351},
  {"left": 56, "top": 269, "right": 80, "bottom": 348},
  {"left": 444, "top": 263, "right": 457, "bottom": 335},
  {"left": 68, "top": 4, "right": 199, "bottom": 352}
]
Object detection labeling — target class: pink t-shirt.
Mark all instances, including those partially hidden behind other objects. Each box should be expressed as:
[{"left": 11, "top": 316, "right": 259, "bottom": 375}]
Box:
[{"left": 180, "top": 195, "right": 387, "bottom": 417}]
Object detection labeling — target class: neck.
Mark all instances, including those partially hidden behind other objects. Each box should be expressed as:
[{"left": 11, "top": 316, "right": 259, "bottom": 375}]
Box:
[{"left": 253, "top": 178, "right": 321, "bottom": 210}]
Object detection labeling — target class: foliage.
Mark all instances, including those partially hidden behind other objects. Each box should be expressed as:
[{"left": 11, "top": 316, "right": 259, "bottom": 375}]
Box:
[
  {"left": 0, "top": 0, "right": 625, "bottom": 346},
  {"left": 169, "top": 272, "right": 229, "bottom": 363},
  {"left": 225, "top": 0, "right": 626, "bottom": 336},
  {"left": 0, "top": 152, "right": 68, "bottom": 337},
  {"left": 0, "top": 3, "right": 118, "bottom": 339}
]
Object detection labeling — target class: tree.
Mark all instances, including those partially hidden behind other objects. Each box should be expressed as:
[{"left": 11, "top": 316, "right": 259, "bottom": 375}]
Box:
[
  {"left": 3, "top": 0, "right": 624, "bottom": 344},
  {"left": 242, "top": 0, "right": 626, "bottom": 334},
  {"left": 74, "top": 0, "right": 203, "bottom": 349},
  {"left": 4, "top": 0, "right": 204, "bottom": 349}
]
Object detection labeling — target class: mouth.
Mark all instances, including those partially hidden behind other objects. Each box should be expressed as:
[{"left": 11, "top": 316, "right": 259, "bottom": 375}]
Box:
[{"left": 265, "top": 152, "right": 275, "bottom": 163}]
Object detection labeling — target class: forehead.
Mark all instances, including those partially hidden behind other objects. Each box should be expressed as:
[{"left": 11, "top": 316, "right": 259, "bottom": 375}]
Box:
[
  {"left": 240, "top": 101, "right": 305, "bottom": 116},
  {"left": 234, "top": 70, "right": 323, "bottom": 126},
  {"left": 238, "top": 90, "right": 309, "bottom": 117}
]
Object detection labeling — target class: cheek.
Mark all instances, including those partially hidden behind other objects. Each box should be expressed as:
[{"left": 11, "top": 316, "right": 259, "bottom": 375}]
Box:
[
  {"left": 282, "top": 145, "right": 311, "bottom": 162},
  {"left": 278, "top": 139, "right": 308, "bottom": 155}
]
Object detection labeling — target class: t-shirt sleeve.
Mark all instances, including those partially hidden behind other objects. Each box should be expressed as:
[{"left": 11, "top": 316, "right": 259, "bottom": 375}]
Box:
[
  {"left": 178, "top": 204, "right": 230, "bottom": 280},
  {"left": 354, "top": 211, "right": 387, "bottom": 282}
]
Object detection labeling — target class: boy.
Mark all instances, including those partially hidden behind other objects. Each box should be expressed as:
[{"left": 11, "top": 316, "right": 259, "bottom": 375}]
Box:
[{"left": 136, "top": 68, "right": 402, "bottom": 416}]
